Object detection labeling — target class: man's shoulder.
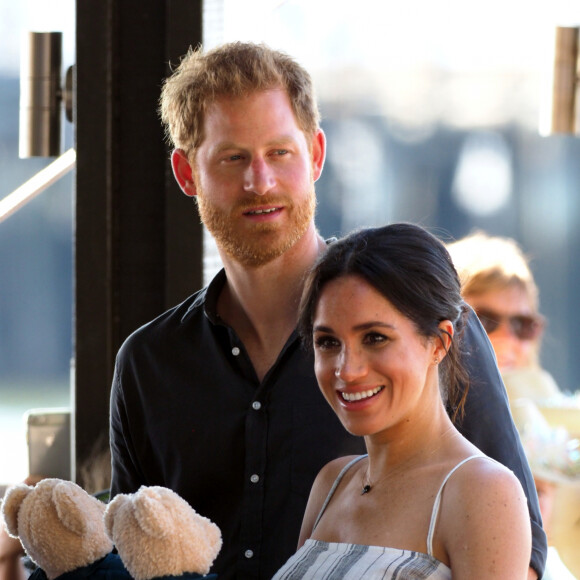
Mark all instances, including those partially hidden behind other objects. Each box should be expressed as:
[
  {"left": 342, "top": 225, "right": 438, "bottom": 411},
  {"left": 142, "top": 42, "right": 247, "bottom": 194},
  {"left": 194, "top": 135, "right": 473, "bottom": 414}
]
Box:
[{"left": 119, "top": 287, "right": 208, "bottom": 354}]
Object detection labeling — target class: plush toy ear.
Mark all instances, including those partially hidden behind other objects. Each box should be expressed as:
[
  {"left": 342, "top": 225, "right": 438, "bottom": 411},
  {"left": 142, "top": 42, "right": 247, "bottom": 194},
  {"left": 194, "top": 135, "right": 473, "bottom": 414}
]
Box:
[
  {"left": 1, "top": 483, "right": 33, "bottom": 537},
  {"left": 52, "top": 481, "right": 104, "bottom": 536},
  {"left": 103, "top": 493, "right": 127, "bottom": 539},
  {"left": 132, "top": 487, "right": 172, "bottom": 539},
  {"left": 199, "top": 515, "right": 222, "bottom": 552}
]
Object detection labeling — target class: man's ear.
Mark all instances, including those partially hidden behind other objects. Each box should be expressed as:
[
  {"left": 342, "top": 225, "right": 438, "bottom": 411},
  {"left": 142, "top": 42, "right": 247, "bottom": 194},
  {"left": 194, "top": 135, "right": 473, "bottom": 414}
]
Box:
[
  {"left": 171, "top": 149, "right": 198, "bottom": 197},
  {"left": 311, "top": 129, "right": 326, "bottom": 183}
]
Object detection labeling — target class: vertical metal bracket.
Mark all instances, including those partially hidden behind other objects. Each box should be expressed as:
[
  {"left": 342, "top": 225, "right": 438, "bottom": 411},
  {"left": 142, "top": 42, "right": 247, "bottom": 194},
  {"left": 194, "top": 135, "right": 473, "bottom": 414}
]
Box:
[{"left": 19, "top": 32, "right": 74, "bottom": 157}]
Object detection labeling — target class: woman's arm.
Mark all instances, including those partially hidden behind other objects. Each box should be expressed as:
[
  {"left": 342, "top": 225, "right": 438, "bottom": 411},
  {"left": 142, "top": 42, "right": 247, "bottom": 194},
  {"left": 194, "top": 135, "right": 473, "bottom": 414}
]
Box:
[
  {"left": 442, "top": 461, "right": 531, "bottom": 580},
  {"left": 457, "top": 306, "right": 545, "bottom": 577}
]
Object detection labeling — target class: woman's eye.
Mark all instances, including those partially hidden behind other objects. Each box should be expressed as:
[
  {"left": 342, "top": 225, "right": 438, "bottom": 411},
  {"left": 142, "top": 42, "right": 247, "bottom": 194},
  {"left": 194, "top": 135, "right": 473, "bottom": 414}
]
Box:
[
  {"left": 363, "top": 332, "right": 387, "bottom": 345},
  {"left": 314, "top": 335, "right": 340, "bottom": 350}
]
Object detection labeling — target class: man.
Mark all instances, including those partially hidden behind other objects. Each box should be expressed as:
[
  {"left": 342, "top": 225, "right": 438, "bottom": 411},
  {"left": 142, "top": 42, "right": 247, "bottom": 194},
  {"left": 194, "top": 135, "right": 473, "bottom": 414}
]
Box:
[{"left": 110, "top": 42, "right": 546, "bottom": 579}]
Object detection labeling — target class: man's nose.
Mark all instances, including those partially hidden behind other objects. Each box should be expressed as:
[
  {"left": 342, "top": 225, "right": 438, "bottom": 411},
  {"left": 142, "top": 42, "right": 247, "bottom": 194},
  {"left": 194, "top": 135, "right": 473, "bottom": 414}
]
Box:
[{"left": 243, "top": 157, "right": 276, "bottom": 195}]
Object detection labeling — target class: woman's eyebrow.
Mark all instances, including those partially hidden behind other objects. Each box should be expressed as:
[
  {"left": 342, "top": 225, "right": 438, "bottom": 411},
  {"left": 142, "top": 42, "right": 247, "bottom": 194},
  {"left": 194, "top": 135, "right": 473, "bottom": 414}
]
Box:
[{"left": 313, "top": 321, "right": 396, "bottom": 333}]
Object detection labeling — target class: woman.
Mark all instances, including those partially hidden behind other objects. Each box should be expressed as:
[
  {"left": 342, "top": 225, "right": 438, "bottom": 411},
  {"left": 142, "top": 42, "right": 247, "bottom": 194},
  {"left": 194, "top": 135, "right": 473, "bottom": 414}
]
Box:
[
  {"left": 447, "top": 231, "right": 579, "bottom": 580},
  {"left": 273, "top": 223, "right": 531, "bottom": 579},
  {"left": 446, "top": 232, "right": 545, "bottom": 373}
]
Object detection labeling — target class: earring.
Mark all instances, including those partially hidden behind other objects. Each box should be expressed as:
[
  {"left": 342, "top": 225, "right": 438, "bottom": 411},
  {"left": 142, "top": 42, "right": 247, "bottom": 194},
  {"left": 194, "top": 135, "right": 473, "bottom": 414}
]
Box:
[
  {"left": 335, "top": 368, "right": 341, "bottom": 378},
  {"left": 434, "top": 357, "right": 439, "bottom": 365}
]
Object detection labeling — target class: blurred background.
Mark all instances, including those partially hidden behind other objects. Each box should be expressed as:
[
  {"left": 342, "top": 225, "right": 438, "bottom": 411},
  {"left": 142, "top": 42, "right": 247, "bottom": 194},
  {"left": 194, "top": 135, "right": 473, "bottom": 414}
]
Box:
[
  {"left": 1, "top": 0, "right": 579, "bottom": 485},
  {"left": 0, "top": 0, "right": 75, "bottom": 483}
]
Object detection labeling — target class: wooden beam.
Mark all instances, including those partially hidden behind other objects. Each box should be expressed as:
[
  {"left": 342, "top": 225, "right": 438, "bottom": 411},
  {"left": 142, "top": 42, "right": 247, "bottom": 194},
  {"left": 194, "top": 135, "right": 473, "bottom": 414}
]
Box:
[{"left": 74, "top": 0, "right": 203, "bottom": 482}]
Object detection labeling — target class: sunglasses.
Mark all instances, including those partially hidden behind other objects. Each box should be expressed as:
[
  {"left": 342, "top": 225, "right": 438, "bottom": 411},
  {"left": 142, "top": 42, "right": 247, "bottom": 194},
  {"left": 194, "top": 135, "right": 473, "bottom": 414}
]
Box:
[{"left": 475, "top": 308, "right": 544, "bottom": 341}]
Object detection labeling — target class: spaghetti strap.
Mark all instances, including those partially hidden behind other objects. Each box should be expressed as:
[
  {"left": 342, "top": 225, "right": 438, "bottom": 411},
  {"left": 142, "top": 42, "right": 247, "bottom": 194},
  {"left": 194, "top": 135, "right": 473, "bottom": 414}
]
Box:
[
  {"left": 426, "top": 454, "right": 489, "bottom": 556},
  {"left": 312, "top": 453, "right": 492, "bottom": 556},
  {"left": 312, "top": 455, "right": 367, "bottom": 531}
]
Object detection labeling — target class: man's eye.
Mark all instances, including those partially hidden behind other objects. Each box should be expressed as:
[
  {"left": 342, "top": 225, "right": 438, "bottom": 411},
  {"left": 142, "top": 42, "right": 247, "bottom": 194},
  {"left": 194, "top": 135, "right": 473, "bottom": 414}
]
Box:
[
  {"left": 227, "top": 154, "right": 243, "bottom": 161},
  {"left": 314, "top": 335, "right": 339, "bottom": 350},
  {"left": 273, "top": 149, "right": 288, "bottom": 156}
]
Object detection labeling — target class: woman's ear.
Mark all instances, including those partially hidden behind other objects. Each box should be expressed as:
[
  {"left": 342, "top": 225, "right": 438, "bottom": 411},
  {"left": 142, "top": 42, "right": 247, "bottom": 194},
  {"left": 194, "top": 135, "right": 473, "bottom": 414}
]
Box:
[
  {"left": 435, "top": 320, "right": 454, "bottom": 361},
  {"left": 171, "top": 149, "right": 198, "bottom": 197}
]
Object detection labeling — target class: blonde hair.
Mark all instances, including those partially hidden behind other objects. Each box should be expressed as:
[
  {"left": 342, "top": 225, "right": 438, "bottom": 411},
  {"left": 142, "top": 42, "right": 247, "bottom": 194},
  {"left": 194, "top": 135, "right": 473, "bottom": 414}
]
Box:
[
  {"left": 159, "top": 42, "right": 320, "bottom": 160},
  {"left": 448, "top": 231, "right": 542, "bottom": 367},
  {"left": 447, "top": 231, "right": 540, "bottom": 311}
]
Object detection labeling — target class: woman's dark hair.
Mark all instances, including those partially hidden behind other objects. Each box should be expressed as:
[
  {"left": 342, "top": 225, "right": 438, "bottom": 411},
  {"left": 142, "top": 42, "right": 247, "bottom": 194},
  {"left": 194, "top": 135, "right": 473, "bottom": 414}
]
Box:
[{"left": 299, "top": 222, "right": 470, "bottom": 421}]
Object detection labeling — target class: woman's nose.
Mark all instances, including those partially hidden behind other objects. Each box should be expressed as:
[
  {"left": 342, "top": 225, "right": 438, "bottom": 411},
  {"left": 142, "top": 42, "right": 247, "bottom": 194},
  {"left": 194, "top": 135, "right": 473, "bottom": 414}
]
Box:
[{"left": 334, "top": 348, "right": 367, "bottom": 382}]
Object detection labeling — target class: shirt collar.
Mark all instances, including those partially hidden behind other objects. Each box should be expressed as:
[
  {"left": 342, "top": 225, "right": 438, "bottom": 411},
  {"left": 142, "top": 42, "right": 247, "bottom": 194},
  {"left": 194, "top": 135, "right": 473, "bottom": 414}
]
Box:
[
  {"left": 183, "top": 237, "right": 336, "bottom": 327},
  {"left": 181, "top": 268, "right": 227, "bottom": 325}
]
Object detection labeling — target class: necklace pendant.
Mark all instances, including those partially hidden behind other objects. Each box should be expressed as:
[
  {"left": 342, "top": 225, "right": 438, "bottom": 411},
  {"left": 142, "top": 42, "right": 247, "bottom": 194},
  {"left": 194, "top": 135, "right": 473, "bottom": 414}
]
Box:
[{"left": 361, "top": 484, "right": 371, "bottom": 495}]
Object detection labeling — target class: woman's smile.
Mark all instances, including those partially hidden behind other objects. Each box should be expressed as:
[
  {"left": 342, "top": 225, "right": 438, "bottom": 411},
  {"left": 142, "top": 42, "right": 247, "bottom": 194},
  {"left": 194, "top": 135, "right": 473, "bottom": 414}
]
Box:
[
  {"left": 312, "top": 274, "right": 439, "bottom": 437},
  {"left": 339, "top": 385, "right": 385, "bottom": 403}
]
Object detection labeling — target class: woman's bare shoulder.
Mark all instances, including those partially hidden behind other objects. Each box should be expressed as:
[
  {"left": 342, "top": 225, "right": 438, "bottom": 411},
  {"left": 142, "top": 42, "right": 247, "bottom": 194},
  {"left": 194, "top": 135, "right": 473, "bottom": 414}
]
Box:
[
  {"left": 439, "top": 456, "right": 531, "bottom": 579},
  {"left": 443, "top": 456, "right": 527, "bottom": 514},
  {"left": 452, "top": 455, "right": 522, "bottom": 490}
]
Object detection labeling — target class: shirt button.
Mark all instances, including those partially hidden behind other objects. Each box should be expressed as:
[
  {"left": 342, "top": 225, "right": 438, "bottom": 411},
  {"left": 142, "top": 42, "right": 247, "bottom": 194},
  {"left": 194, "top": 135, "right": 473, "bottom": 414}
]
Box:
[
  {"left": 244, "top": 549, "right": 254, "bottom": 559},
  {"left": 252, "top": 401, "right": 261, "bottom": 411},
  {"left": 232, "top": 347, "right": 240, "bottom": 356},
  {"left": 250, "top": 474, "right": 260, "bottom": 483}
]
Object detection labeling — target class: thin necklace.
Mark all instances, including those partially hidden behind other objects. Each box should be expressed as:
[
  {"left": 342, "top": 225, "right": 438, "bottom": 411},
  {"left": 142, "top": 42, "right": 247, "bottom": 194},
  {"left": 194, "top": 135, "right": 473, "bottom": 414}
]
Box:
[
  {"left": 360, "top": 455, "right": 415, "bottom": 495},
  {"left": 360, "top": 464, "right": 390, "bottom": 495},
  {"left": 360, "top": 426, "right": 459, "bottom": 495},
  {"left": 360, "top": 465, "right": 375, "bottom": 495}
]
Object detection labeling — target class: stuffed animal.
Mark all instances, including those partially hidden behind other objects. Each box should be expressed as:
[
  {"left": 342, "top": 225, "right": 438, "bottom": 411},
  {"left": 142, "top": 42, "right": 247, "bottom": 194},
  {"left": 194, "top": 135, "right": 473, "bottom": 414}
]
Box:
[
  {"left": 104, "top": 486, "right": 221, "bottom": 580},
  {"left": 0, "top": 478, "right": 124, "bottom": 580},
  {"left": 1, "top": 480, "right": 221, "bottom": 580}
]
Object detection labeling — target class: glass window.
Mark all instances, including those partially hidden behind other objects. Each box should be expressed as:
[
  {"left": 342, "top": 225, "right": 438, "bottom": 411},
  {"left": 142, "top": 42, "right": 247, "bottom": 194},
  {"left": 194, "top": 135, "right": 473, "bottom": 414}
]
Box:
[
  {"left": 200, "top": 0, "right": 580, "bottom": 394},
  {"left": 0, "top": 1, "right": 75, "bottom": 485},
  {"left": 2, "top": 0, "right": 579, "bottom": 489}
]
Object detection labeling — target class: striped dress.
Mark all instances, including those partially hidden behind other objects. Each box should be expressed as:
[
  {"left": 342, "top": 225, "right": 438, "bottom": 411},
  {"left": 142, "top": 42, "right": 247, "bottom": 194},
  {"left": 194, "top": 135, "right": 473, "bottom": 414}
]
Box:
[{"left": 273, "top": 455, "right": 487, "bottom": 579}]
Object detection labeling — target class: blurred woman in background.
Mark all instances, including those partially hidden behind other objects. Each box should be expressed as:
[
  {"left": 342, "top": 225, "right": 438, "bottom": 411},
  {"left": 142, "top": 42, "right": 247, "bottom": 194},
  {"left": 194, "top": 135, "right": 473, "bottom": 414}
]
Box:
[
  {"left": 448, "top": 231, "right": 579, "bottom": 580},
  {"left": 447, "top": 232, "right": 545, "bottom": 373}
]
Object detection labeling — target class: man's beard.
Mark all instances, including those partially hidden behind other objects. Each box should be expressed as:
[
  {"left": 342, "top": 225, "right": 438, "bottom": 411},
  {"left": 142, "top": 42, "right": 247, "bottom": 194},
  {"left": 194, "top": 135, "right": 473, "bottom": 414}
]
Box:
[{"left": 196, "top": 187, "right": 316, "bottom": 268}]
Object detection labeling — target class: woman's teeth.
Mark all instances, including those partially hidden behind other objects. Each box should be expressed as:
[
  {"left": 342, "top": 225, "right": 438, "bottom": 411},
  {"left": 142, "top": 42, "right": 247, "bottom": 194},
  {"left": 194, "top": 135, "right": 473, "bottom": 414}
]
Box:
[{"left": 341, "top": 386, "right": 384, "bottom": 402}]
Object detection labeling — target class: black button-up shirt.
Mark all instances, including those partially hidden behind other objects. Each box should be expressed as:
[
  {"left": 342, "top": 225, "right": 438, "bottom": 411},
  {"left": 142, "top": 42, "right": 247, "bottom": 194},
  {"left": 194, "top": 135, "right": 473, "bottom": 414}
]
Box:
[
  {"left": 110, "top": 269, "right": 546, "bottom": 580},
  {"left": 110, "top": 269, "right": 365, "bottom": 579}
]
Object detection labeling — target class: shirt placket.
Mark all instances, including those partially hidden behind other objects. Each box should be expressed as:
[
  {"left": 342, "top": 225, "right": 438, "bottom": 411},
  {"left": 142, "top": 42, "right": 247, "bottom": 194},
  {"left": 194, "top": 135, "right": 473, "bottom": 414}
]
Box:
[{"left": 226, "top": 331, "right": 268, "bottom": 578}]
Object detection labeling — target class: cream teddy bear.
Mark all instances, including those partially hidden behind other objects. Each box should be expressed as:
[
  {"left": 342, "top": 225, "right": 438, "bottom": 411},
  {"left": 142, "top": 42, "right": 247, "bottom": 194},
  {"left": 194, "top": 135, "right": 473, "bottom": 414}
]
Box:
[
  {"left": 1, "top": 478, "right": 125, "bottom": 580},
  {"left": 1, "top": 479, "right": 221, "bottom": 580},
  {"left": 104, "top": 486, "right": 221, "bottom": 580}
]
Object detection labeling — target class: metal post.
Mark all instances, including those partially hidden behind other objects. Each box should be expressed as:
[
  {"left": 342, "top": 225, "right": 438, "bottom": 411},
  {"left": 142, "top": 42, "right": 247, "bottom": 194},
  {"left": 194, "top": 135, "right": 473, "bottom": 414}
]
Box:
[{"left": 19, "top": 32, "right": 63, "bottom": 157}]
